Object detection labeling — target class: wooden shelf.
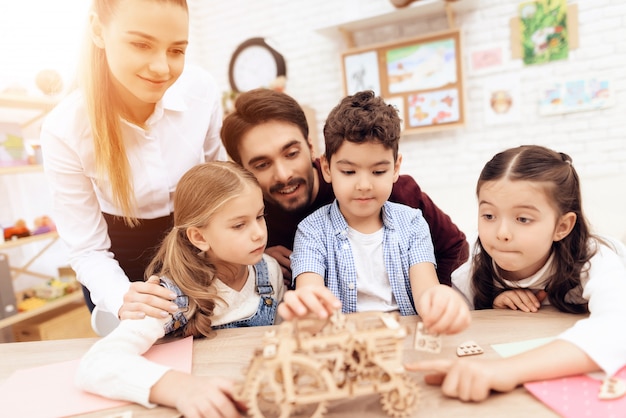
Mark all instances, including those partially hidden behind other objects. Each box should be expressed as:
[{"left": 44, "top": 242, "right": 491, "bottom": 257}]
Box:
[
  {"left": 0, "top": 164, "right": 43, "bottom": 175},
  {"left": 0, "top": 291, "right": 83, "bottom": 330},
  {"left": 315, "top": 0, "right": 478, "bottom": 41},
  {"left": 0, "top": 93, "right": 58, "bottom": 111},
  {"left": 0, "top": 231, "right": 58, "bottom": 251},
  {"left": 0, "top": 93, "right": 58, "bottom": 129}
]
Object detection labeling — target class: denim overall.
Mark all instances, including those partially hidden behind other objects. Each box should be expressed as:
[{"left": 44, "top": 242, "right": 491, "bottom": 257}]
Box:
[
  {"left": 159, "top": 258, "right": 278, "bottom": 335},
  {"left": 212, "top": 258, "right": 278, "bottom": 329}
]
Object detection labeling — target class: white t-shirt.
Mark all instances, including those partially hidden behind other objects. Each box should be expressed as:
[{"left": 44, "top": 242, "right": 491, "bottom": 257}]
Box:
[
  {"left": 348, "top": 226, "right": 399, "bottom": 313},
  {"left": 75, "top": 254, "right": 284, "bottom": 408},
  {"left": 452, "top": 237, "right": 626, "bottom": 376},
  {"left": 211, "top": 255, "right": 285, "bottom": 326},
  {"left": 40, "top": 65, "right": 226, "bottom": 315}
]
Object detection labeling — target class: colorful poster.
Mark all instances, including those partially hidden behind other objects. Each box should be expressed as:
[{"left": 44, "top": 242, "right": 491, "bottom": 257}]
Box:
[
  {"left": 539, "top": 78, "right": 614, "bottom": 115},
  {"left": 519, "top": 0, "right": 569, "bottom": 65},
  {"left": 484, "top": 75, "right": 522, "bottom": 126},
  {"left": 467, "top": 43, "right": 508, "bottom": 76},
  {"left": 343, "top": 50, "right": 381, "bottom": 96},
  {"left": 386, "top": 38, "right": 457, "bottom": 93},
  {"left": 407, "top": 89, "right": 460, "bottom": 128}
]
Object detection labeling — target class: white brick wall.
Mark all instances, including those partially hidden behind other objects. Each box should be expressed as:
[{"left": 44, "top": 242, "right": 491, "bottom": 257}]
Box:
[{"left": 189, "top": 0, "right": 626, "bottom": 241}]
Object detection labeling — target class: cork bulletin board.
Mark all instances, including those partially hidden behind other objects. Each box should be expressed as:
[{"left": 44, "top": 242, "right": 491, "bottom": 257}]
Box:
[{"left": 341, "top": 29, "right": 464, "bottom": 134}]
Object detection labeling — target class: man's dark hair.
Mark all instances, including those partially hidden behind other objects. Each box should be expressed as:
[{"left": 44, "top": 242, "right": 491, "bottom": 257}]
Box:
[{"left": 221, "top": 88, "right": 309, "bottom": 164}]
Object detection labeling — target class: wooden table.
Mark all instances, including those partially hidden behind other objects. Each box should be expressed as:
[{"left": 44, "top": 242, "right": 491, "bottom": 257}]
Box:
[{"left": 0, "top": 307, "right": 583, "bottom": 417}]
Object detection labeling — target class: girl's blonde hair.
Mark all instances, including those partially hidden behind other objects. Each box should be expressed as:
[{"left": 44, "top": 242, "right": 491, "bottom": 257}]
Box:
[
  {"left": 79, "top": 0, "right": 188, "bottom": 226},
  {"left": 145, "top": 161, "right": 261, "bottom": 337}
]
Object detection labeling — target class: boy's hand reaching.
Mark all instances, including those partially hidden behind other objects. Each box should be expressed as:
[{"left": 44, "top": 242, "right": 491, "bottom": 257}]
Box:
[
  {"left": 278, "top": 286, "right": 342, "bottom": 320},
  {"left": 417, "top": 285, "right": 471, "bottom": 334},
  {"left": 493, "top": 289, "right": 547, "bottom": 312}
]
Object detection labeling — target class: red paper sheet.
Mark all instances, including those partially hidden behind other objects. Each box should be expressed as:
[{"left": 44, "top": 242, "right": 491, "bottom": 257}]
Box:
[
  {"left": 0, "top": 336, "right": 192, "bottom": 418},
  {"left": 525, "top": 366, "right": 626, "bottom": 418}
]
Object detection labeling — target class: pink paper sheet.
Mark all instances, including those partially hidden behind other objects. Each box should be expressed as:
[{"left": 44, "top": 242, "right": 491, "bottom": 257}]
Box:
[
  {"left": 525, "top": 366, "right": 626, "bottom": 418},
  {"left": 0, "top": 336, "right": 193, "bottom": 418}
]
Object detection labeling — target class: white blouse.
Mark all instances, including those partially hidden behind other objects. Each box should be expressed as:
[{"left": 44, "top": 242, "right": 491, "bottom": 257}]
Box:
[
  {"left": 40, "top": 65, "right": 227, "bottom": 315},
  {"left": 75, "top": 254, "right": 284, "bottom": 408},
  {"left": 452, "top": 237, "right": 626, "bottom": 376}
]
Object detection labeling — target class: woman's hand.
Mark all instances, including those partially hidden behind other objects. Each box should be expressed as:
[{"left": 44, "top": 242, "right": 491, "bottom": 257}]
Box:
[
  {"left": 493, "top": 289, "right": 547, "bottom": 312},
  {"left": 118, "top": 276, "right": 179, "bottom": 320},
  {"left": 405, "top": 358, "right": 520, "bottom": 402}
]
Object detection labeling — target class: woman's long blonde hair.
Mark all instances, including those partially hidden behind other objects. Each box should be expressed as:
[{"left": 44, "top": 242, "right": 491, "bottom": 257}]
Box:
[
  {"left": 145, "top": 161, "right": 262, "bottom": 337},
  {"left": 79, "top": 0, "right": 188, "bottom": 226}
]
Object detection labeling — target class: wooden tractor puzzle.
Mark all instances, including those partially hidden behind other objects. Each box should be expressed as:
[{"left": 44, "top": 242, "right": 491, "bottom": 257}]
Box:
[{"left": 238, "top": 311, "right": 420, "bottom": 418}]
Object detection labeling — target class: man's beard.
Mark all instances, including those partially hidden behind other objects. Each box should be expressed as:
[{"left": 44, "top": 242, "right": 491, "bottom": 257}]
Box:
[{"left": 268, "top": 177, "right": 311, "bottom": 212}]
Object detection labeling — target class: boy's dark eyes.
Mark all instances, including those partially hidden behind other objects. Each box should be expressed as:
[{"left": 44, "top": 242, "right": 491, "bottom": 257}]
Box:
[{"left": 373, "top": 170, "right": 387, "bottom": 175}]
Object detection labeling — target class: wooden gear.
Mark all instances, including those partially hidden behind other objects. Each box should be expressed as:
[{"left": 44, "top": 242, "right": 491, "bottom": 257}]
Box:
[{"left": 237, "top": 311, "right": 420, "bottom": 418}]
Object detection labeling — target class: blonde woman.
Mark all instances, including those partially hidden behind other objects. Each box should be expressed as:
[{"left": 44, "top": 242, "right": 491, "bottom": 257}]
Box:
[{"left": 40, "top": 0, "right": 226, "bottom": 320}]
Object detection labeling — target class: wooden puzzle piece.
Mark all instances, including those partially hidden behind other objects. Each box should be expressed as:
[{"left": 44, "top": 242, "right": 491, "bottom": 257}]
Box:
[
  {"left": 413, "top": 321, "right": 442, "bottom": 354},
  {"left": 598, "top": 377, "right": 626, "bottom": 400},
  {"left": 456, "top": 340, "right": 484, "bottom": 357},
  {"left": 239, "top": 311, "right": 420, "bottom": 418}
]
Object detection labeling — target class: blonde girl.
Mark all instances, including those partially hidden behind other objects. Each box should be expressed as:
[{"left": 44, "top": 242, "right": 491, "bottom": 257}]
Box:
[
  {"left": 77, "top": 161, "right": 284, "bottom": 417},
  {"left": 40, "top": 0, "right": 226, "bottom": 319},
  {"left": 408, "top": 145, "right": 626, "bottom": 401}
]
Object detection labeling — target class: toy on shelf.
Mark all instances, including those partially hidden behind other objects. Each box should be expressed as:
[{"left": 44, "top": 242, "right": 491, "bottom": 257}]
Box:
[
  {"left": 237, "top": 310, "right": 420, "bottom": 418},
  {"left": 17, "top": 296, "right": 47, "bottom": 312},
  {"left": 3, "top": 219, "right": 30, "bottom": 241},
  {"left": 2, "top": 216, "right": 56, "bottom": 241},
  {"left": 31, "top": 215, "right": 56, "bottom": 235}
]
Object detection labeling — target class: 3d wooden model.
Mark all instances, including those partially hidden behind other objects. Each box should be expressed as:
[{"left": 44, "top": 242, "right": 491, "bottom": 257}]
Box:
[{"left": 238, "top": 311, "right": 420, "bottom": 418}]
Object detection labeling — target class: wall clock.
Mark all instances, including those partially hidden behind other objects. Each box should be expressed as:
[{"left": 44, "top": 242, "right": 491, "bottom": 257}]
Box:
[{"left": 228, "top": 37, "right": 287, "bottom": 93}]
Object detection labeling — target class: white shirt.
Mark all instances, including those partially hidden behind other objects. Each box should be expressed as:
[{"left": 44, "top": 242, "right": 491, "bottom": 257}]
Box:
[
  {"left": 211, "top": 255, "right": 285, "bottom": 326},
  {"left": 40, "top": 65, "right": 227, "bottom": 315},
  {"left": 348, "top": 226, "right": 399, "bottom": 313},
  {"left": 75, "top": 254, "right": 284, "bottom": 408},
  {"left": 452, "top": 237, "right": 626, "bottom": 376}
]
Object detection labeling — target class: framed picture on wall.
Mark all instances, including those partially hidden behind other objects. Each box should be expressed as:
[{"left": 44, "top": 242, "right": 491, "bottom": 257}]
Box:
[
  {"left": 342, "top": 50, "right": 381, "bottom": 96},
  {"left": 467, "top": 42, "right": 508, "bottom": 76},
  {"left": 341, "top": 29, "right": 464, "bottom": 134}
]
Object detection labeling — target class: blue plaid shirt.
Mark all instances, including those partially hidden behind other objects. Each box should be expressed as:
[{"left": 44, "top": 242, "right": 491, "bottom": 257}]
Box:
[{"left": 291, "top": 200, "right": 436, "bottom": 316}]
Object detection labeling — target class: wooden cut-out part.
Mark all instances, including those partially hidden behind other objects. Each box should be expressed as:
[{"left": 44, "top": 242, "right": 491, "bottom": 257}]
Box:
[
  {"left": 456, "top": 340, "right": 484, "bottom": 357},
  {"left": 237, "top": 311, "right": 420, "bottom": 418},
  {"left": 413, "top": 321, "right": 442, "bottom": 354},
  {"left": 598, "top": 377, "right": 626, "bottom": 400}
]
